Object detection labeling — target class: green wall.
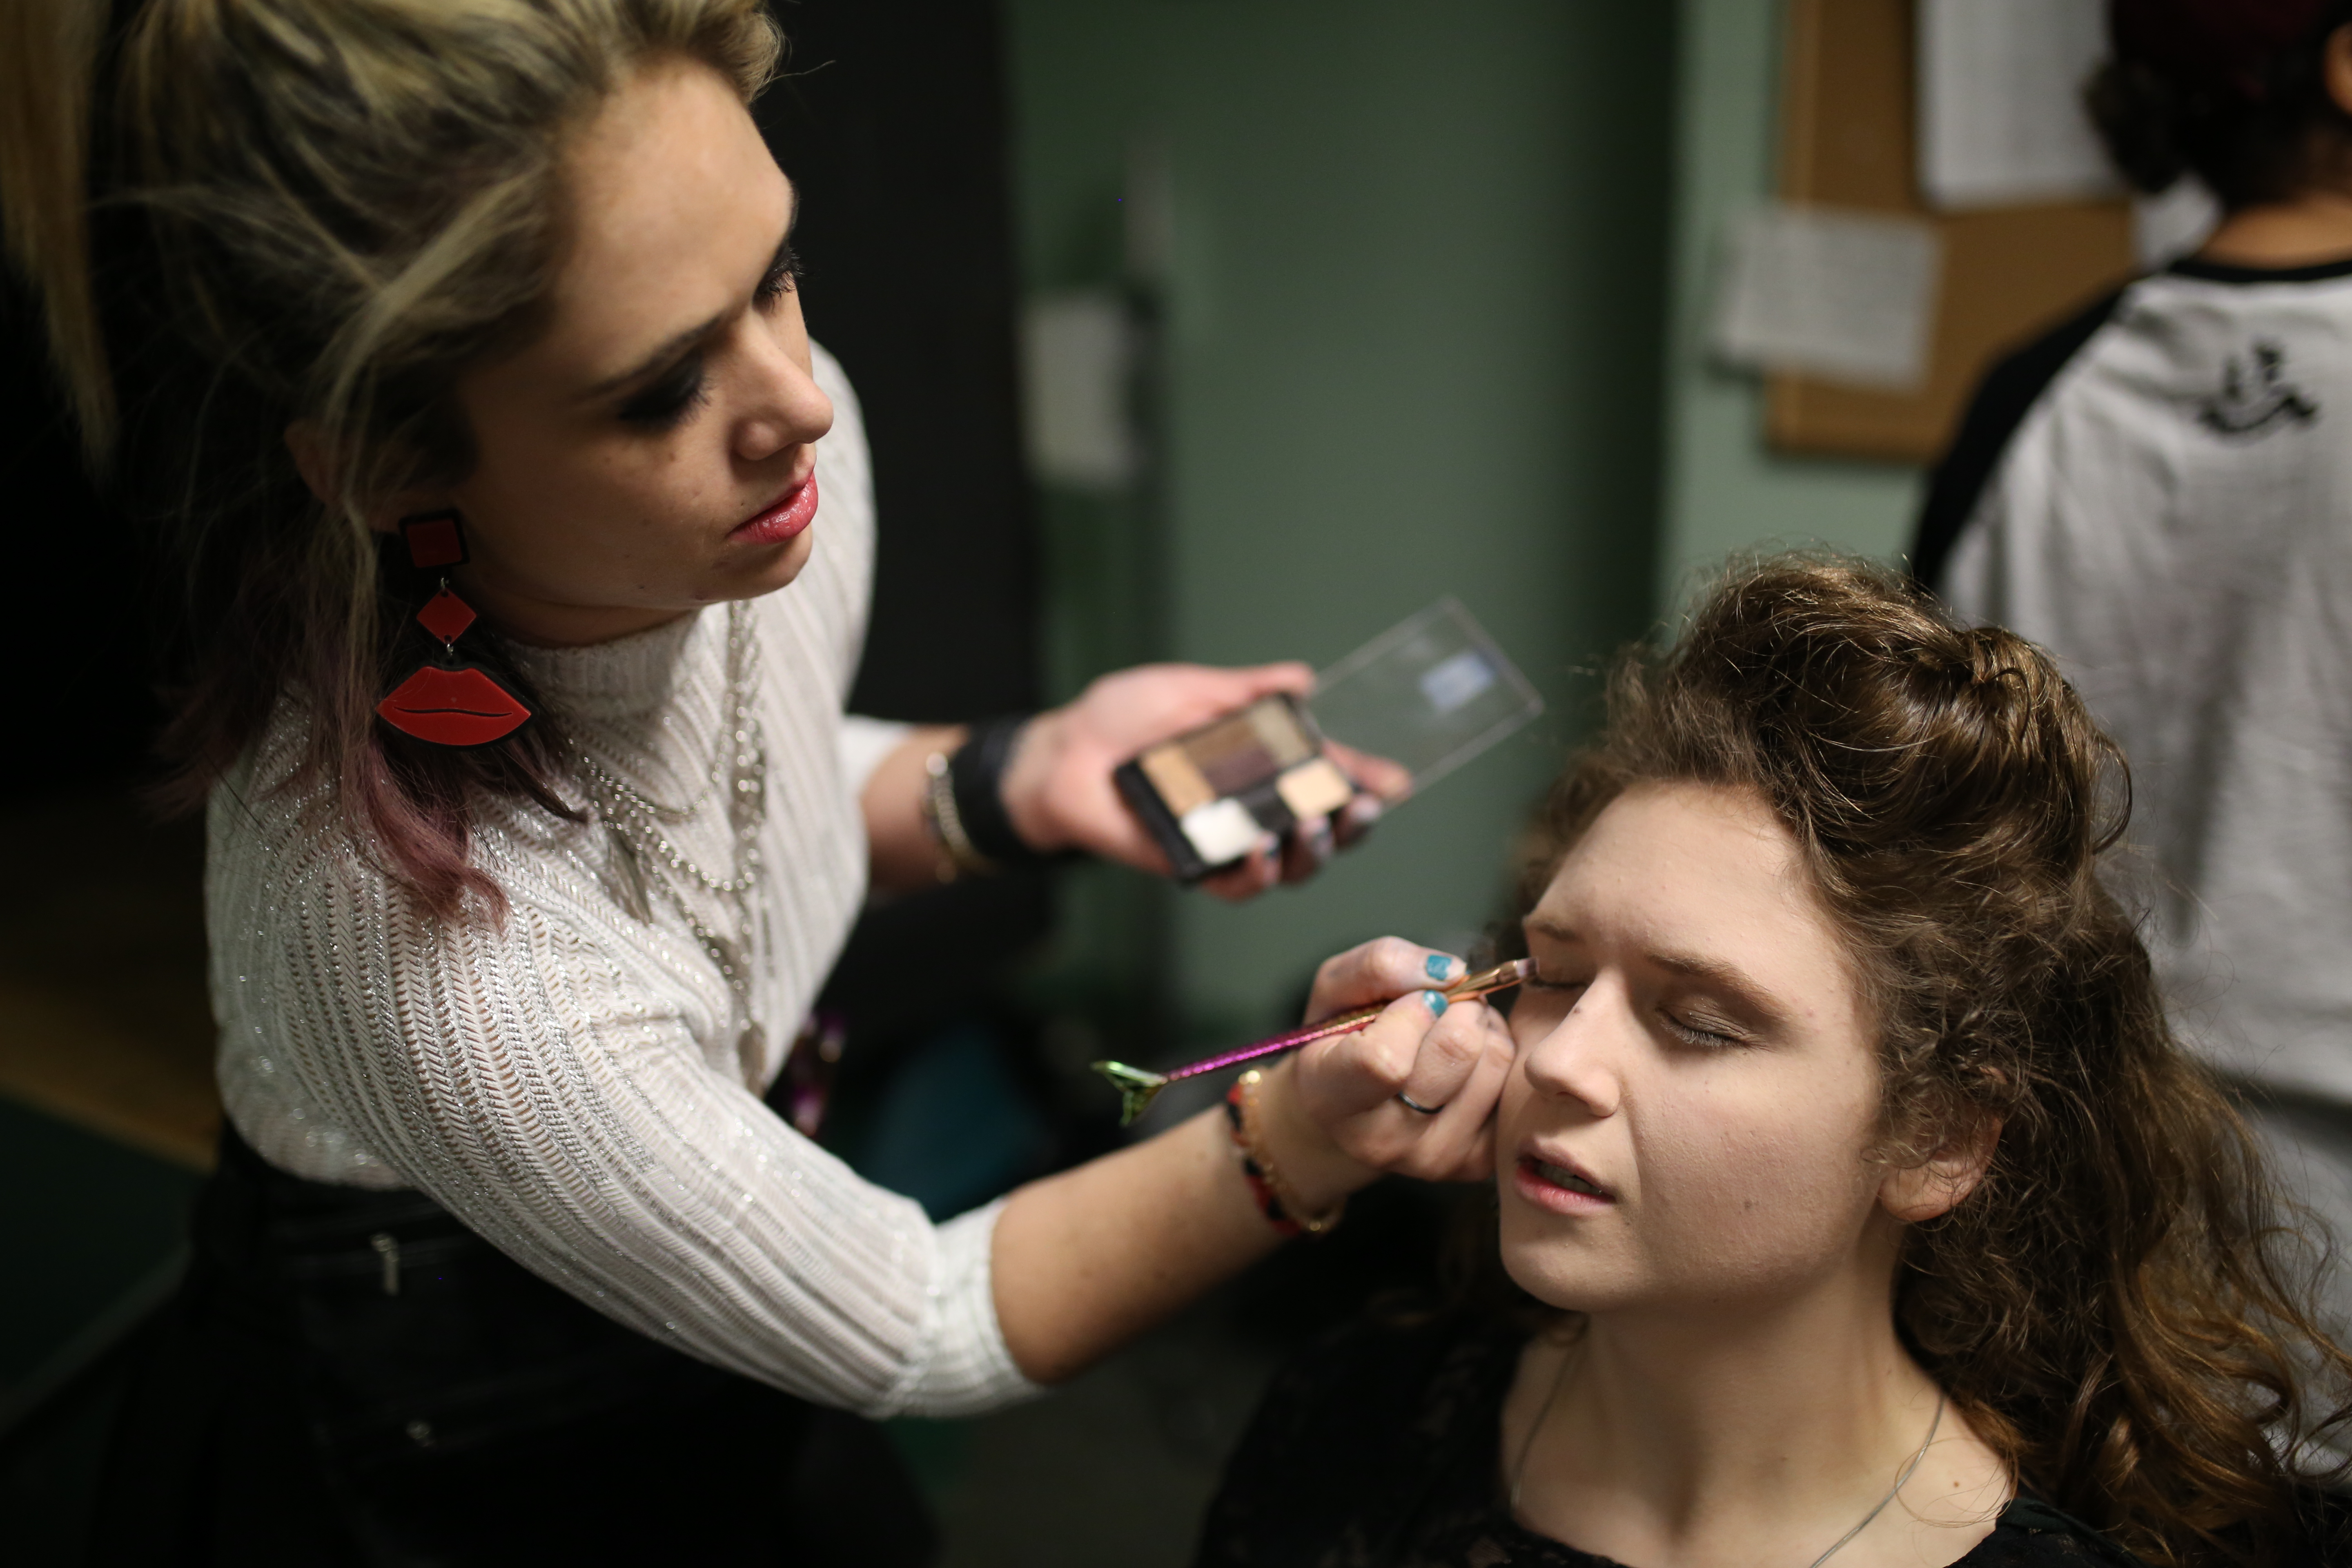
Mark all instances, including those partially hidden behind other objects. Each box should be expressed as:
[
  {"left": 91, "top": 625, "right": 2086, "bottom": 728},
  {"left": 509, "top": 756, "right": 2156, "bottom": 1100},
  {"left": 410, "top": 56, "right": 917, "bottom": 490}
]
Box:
[
  {"left": 1657, "top": 0, "right": 1923, "bottom": 605},
  {"left": 1008, "top": 0, "right": 1932, "bottom": 1049},
  {"left": 1007, "top": 1, "right": 1677, "bottom": 1047}
]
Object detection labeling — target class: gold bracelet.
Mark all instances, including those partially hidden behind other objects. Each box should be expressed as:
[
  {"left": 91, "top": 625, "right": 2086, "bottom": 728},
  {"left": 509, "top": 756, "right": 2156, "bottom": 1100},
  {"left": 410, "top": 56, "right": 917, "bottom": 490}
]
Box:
[
  {"left": 1229, "top": 1068, "right": 1345, "bottom": 1237},
  {"left": 920, "top": 750, "right": 997, "bottom": 882}
]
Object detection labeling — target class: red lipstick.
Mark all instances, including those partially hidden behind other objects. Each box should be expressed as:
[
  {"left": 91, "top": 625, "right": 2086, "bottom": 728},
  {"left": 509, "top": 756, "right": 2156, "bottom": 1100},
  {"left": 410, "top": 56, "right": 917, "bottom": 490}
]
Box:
[{"left": 731, "top": 476, "right": 819, "bottom": 546}]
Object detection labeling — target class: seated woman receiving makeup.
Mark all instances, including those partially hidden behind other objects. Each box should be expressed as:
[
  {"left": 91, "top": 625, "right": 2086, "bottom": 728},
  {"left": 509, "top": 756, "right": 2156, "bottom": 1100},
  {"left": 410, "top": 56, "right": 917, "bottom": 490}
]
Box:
[{"left": 1196, "top": 558, "right": 2352, "bottom": 1568}]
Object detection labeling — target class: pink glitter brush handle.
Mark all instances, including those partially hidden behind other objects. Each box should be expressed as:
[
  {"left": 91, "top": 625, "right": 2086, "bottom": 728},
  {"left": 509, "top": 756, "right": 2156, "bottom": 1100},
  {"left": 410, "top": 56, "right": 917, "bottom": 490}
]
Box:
[
  {"left": 1161, "top": 1011, "right": 1387, "bottom": 1083},
  {"left": 1090, "top": 958, "right": 1532, "bottom": 1126}
]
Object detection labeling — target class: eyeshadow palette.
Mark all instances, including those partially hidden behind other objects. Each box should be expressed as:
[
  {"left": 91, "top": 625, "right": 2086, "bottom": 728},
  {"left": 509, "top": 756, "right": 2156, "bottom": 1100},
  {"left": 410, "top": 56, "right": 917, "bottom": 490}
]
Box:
[
  {"left": 1114, "top": 695, "right": 1357, "bottom": 883},
  {"left": 1113, "top": 601, "right": 1542, "bottom": 885}
]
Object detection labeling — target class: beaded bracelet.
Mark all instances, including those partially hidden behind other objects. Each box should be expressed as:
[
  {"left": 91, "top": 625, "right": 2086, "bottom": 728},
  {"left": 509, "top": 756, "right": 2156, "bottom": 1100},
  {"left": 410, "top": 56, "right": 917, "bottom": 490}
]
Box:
[{"left": 1225, "top": 1069, "right": 1345, "bottom": 1238}]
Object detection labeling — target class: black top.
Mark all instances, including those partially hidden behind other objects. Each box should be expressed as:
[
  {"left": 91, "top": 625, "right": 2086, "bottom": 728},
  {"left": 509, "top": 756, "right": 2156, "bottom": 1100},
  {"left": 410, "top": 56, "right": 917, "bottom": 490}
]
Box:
[{"left": 1194, "top": 1315, "right": 2141, "bottom": 1568}]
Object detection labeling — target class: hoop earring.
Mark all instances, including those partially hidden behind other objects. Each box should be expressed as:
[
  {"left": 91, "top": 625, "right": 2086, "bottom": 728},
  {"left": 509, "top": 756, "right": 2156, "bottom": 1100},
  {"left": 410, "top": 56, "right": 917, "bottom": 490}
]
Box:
[{"left": 375, "top": 509, "right": 532, "bottom": 747}]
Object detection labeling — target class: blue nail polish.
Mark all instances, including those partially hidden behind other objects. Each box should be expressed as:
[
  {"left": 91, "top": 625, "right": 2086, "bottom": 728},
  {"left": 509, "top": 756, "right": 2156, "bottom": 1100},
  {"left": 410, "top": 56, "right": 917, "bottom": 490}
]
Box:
[
  {"left": 1422, "top": 990, "right": 1449, "bottom": 1015},
  {"left": 1425, "top": 953, "right": 1460, "bottom": 982}
]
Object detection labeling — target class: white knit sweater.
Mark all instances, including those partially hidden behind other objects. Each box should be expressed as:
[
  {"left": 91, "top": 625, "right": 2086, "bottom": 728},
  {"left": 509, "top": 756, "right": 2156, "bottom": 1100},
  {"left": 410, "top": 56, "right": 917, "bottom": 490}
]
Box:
[{"left": 207, "top": 347, "right": 1036, "bottom": 1419}]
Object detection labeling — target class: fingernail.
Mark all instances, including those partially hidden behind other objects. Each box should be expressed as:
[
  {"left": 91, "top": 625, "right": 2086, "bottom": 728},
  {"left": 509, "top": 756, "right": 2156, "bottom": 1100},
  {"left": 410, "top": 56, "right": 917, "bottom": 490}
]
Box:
[
  {"left": 1425, "top": 953, "right": 1462, "bottom": 982},
  {"left": 1422, "top": 990, "right": 1448, "bottom": 1015}
]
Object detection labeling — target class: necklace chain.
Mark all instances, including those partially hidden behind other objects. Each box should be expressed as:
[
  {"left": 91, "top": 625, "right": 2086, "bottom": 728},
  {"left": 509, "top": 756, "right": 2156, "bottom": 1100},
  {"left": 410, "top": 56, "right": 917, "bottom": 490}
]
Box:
[
  {"left": 569, "top": 604, "right": 766, "bottom": 895},
  {"left": 567, "top": 604, "right": 769, "bottom": 1068},
  {"left": 1798, "top": 1393, "right": 1943, "bottom": 1568},
  {"left": 1506, "top": 1341, "right": 1946, "bottom": 1568}
]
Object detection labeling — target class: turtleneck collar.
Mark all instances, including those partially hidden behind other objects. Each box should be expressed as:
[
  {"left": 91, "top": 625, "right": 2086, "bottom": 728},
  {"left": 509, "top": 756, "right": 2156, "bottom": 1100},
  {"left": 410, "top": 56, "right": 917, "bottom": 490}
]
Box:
[{"left": 504, "top": 607, "right": 719, "bottom": 728}]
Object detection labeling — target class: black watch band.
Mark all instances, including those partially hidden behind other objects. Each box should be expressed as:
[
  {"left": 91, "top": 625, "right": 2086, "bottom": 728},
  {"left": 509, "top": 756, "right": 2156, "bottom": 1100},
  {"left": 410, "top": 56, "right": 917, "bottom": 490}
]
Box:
[{"left": 947, "top": 715, "right": 1056, "bottom": 868}]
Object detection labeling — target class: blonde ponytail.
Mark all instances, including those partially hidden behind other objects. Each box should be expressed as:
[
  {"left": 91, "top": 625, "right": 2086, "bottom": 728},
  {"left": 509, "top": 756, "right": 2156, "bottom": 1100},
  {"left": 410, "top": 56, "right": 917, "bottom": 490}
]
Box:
[{"left": 0, "top": 0, "right": 114, "bottom": 459}]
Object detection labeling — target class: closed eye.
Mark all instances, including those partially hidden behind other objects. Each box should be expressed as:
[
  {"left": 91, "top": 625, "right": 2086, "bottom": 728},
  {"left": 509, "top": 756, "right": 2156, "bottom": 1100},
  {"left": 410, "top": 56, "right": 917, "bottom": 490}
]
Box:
[
  {"left": 1661, "top": 1011, "right": 1746, "bottom": 1050},
  {"left": 756, "top": 242, "right": 804, "bottom": 307},
  {"left": 1523, "top": 973, "right": 1589, "bottom": 996}
]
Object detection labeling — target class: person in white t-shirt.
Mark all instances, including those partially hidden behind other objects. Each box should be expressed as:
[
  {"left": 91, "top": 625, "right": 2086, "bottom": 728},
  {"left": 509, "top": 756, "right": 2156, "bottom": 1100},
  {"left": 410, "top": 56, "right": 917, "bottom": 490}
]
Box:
[{"left": 1921, "top": 0, "right": 2352, "bottom": 1326}]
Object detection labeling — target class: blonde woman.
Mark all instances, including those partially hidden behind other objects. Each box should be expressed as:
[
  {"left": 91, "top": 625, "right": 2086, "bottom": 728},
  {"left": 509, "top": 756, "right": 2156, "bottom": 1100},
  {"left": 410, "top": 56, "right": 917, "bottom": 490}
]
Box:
[{"left": 0, "top": 3, "right": 1509, "bottom": 1559}]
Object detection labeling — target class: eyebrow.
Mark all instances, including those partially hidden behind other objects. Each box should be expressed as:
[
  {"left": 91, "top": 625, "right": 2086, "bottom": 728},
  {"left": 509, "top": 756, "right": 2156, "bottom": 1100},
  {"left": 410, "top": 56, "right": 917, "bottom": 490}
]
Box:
[
  {"left": 1649, "top": 950, "right": 1784, "bottom": 1024},
  {"left": 1523, "top": 918, "right": 1786, "bottom": 1025},
  {"left": 583, "top": 194, "right": 800, "bottom": 401}
]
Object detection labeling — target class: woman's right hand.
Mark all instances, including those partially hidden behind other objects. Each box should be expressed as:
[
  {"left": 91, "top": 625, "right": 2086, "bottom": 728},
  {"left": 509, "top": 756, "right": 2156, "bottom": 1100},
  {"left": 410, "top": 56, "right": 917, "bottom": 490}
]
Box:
[{"left": 1258, "top": 938, "right": 1519, "bottom": 1203}]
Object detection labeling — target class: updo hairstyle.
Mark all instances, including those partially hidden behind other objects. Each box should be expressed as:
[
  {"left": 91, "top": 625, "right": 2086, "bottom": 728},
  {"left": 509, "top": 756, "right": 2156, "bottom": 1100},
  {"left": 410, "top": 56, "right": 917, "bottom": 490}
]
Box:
[
  {"left": 2087, "top": 0, "right": 2352, "bottom": 207},
  {"left": 1520, "top": 555, "right": 2352, "bottom": 1565}
]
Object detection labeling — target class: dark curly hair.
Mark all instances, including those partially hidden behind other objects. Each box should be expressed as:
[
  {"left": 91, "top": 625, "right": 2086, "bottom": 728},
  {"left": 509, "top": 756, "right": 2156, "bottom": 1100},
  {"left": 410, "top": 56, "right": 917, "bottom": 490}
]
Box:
[
  {"left": 1494, "top": 555, "right": 2352, "bottom": 1566},
  {"left": 2087, "top": 0, "right": 2352, "bottom": 207}
]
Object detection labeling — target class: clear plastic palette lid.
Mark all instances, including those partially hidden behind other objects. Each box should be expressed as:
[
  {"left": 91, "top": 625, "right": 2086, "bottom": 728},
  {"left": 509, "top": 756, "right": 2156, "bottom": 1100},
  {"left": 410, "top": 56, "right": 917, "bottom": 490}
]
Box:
[{"left": 1307, "top": 597, "right": 1544, "bottom": 797}]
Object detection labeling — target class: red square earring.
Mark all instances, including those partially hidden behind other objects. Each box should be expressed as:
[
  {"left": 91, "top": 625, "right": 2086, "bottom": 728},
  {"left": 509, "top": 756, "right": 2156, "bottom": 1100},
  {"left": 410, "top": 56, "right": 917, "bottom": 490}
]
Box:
[{"left": 376, "top": 510, "right": 532, "bottom": 747}]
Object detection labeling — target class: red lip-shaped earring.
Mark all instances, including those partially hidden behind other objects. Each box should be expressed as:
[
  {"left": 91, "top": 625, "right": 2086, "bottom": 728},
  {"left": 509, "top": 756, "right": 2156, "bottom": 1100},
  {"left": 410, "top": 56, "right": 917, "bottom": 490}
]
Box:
[{"left": 376, "top": 510, "right": 532, "bottom": 747}]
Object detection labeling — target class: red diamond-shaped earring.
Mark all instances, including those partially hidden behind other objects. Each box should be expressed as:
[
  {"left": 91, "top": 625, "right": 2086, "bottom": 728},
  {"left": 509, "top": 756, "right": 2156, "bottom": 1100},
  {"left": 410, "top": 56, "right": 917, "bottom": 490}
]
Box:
[
  {"left": 414, "top": 588, "right": 477, "bottom": 644},
  {"left": 376, "top": 510, "right": 532, "bottom": 747}
]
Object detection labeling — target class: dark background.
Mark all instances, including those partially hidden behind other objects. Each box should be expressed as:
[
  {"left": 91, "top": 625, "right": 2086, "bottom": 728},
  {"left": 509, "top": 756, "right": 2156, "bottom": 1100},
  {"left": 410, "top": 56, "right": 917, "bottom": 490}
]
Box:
[
  {"left": 763, "top": 0, "right": 1038, "bottom": 725},
  {"left": 757, "top": 0, "right": 1062, "bottom": 1050},
  {"left": 0, "top": 281, "right": 152, "bottom": 793}
]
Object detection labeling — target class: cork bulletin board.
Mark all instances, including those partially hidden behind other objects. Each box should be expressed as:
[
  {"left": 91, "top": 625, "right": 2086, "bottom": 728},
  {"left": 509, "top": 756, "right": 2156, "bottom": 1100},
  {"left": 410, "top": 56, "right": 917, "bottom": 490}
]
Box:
[{"left": 1768, "top": 0, "right": 2138, "bottom": 461}]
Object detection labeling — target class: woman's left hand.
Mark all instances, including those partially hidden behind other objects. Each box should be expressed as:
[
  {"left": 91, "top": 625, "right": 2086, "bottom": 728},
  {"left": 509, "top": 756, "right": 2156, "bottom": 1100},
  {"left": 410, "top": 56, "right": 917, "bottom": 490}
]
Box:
[{"left": 1000, "top": 661, "right": 1392, "bottom": 901}]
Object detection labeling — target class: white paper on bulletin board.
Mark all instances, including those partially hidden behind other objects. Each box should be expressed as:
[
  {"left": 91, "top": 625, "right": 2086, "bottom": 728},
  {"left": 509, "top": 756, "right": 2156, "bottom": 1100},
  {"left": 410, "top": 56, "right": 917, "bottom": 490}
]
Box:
[
  {"left": 1917, "top": 0, "right": 2118, "bottom": 211},
  {"left": 1711, "top": 203, "right": 1944, "bottom": 390}
]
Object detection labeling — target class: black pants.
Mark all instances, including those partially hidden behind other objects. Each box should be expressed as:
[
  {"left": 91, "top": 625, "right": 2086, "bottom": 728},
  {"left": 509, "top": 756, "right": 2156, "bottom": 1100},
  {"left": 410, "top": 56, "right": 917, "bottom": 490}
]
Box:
[{"left": 87, "top": 1129, "right": 938, "bottom": 1567}]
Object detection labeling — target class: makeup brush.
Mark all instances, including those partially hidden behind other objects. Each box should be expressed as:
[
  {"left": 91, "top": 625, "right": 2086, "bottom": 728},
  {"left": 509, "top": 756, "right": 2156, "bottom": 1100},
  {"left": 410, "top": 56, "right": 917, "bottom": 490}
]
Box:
[{"left": 1090, "top": 957, "right": 1534, "bottom": 1126}]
